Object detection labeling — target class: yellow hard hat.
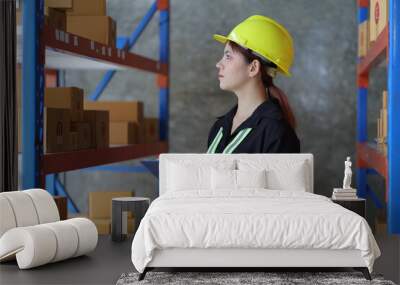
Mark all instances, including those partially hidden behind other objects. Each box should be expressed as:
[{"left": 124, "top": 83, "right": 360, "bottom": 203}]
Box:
[{"left": 213, "top": 15, "right": 294, "bottom": 77}]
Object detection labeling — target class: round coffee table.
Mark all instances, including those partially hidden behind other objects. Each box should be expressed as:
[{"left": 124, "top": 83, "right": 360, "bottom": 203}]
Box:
[{"left": 111, "top": 197, "right": 150, "bottom": 242}]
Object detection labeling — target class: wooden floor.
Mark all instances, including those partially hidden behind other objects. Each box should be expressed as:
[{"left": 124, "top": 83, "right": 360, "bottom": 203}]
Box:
[
  {"left": 0, "top": 235, "right": 134, "bottom": 285},
  {"left": 1, "top": 233, "right": 399, "bottom": 285}
]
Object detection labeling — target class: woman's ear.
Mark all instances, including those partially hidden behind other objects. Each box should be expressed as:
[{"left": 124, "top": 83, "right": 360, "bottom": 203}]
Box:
[{"left": 248, "top": 60, "right": 261, "bottom": 78}]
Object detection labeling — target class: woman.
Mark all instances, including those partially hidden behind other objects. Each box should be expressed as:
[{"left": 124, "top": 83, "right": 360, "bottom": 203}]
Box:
[{"left": 207, "top": 15, "right": 300, "bottom": 154}]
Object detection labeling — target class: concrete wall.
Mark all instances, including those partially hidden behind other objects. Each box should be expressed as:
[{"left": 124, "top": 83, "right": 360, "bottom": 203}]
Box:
[{"left": 64, "top": 0, "right": 386, "bottom": 217}]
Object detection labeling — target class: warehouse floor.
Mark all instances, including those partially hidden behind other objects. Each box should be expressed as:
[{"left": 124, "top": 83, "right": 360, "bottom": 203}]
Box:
[
  {"left": 0, "top": 235, "right": 134, "bottom": 285},
  {"left": 1, "top": 233, "right": 399, "bottom": 285}
]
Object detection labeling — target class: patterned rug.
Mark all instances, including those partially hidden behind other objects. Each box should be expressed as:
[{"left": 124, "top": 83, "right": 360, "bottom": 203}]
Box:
[{"left": 116, "top": 271, "right": 396, "bottom": 285}]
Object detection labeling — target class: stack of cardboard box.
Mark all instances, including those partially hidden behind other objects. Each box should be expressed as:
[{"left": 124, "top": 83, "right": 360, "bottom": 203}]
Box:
[
  {"left": 377, "top": 90, "right": 388, "bottom": 155},
  {"left": 369, "top": 0, "right": 388, "bottom": 44},
  {"left": 44, "top": 87, "right": 109, "bottom": 153},
  {"left": 88, "top": 191, "right": 135, "bottom": 235},
  {"left": 84, "top": 101, "right": 149, "bottom": 145},
  {"left": 45, "top": 0, "right": 116, "bottom": 47},
  {"left": 45, "top": 7, "right": 67, "bottom": 30},
  {"left": 44, "top": 87, "right": 83, "bottom": 153}
]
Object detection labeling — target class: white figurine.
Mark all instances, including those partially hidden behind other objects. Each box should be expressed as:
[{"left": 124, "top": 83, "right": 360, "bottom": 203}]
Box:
[{"left": 342, "top": 156, "right": 353, "bottom": 189}]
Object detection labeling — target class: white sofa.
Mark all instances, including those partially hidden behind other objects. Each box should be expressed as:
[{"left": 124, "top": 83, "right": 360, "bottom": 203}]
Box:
[
  {"left": 0, "top": 189, "right": 98, "bottom": 269},
  {"left": 131, "top": 153, "right": 380, "bottom": 281}
]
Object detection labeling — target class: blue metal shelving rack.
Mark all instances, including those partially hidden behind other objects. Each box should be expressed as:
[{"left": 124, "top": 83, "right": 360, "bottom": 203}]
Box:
[
  {"left": 21, "top": 0, "right": 170, "bottom": 212},
  {"left": 356, "top": 0, "right": 399, "bottom": 234}
]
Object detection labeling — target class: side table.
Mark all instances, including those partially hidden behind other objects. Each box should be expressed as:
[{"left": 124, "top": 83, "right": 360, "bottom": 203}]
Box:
[
  {"left": 111, "top": 197, "right": 150, "bottom": 242},
  {"left": 331, "top": 197, "right": 366, "bottom": 218}
]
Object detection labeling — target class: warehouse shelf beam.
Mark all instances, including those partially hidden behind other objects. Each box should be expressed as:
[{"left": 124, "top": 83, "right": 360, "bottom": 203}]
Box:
[
  {"left": 89, "top": 1, "right": 158, "bottom": 101},
  {"left": 43, "top": 25, "right": 168, "bottom": 74},
  {"left": 43, "top": 142, "right": 168, "bottom": 174}
]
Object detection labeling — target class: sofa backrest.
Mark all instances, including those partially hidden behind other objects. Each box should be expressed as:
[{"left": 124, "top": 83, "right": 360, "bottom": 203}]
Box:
[
  {"left": 0, "top": 189, "right": 60, "bottom": 238},
  {"left": 159, "top": 153, "right": 313, "bottom": 196}
]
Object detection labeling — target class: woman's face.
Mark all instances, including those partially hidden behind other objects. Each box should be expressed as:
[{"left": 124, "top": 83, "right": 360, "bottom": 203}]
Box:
[{"left": 216, "top": 42, "right": 250, "bottom": 91}]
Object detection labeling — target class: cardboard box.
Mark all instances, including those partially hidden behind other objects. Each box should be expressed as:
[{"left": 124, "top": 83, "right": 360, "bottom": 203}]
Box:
[
  {"left": 16, "top": 9, "right": 21, "bottom": 25},
  {"left": 377, "top": 117, "right": 381, "bottom": 140},
  {"left": 54, "top": 196, "right": 68, "bottom": 220},
  {"left": 45, "top": 8, "right": 66, "bottom": 30},
  {"left": 66, "top": 0, "right": 106, "bottom": 16},
  {"left": 45, "top": 0, "right": 73, "bottom": 9},
  {"left": 127, "top": 217, "right": 135, "bottom": 234},
  {"left": 71, "top": 122, "right": 91, "bottom": 150},
  {"left": 84, "top": 101, "right": 143, "bottom": 122},
  {"left": 45, "top": 0, "right": 105, "bottom": 15},
  {"left": 88, "top": 191, "right": 134, "bottom": 219},
  {"left": 83, "top": 110, "right": 109, "bottom": 149},
  {"left": 381, "top": 109, "right": 387, "bottom": 138},
  {"left": 70, "top": 110, "right": 84, "bottom": 122},
  {"left": 45, "top": 87, "right": 83, "bottom": 110},
  {"left": 44, "top": 108, "right": 71, "bottom": 153},
  {"left": 66, "top": 16, "right": 116, "bottom": 46},
  {"left": 109, "top": 121, "right": 138, "bottom": 145},
  {"left": 382, "top": 90, "right": 387, "bottom": 109},
  {"left": 91, "top": 218, "right": 111, "bottom": 235},
  {"left": 143, "top": 118, "right": 159, "bottom": 143},
  {"left": 358, "top": 20, "right": 369, "bottom": 57},
  {"left": 92, "top": 217, "right": 135, "bottom": 235},
  {"left": 69, "top": 131, "right": 79, "bottom": 150},
  {"left": 369, "top": 0, "right": 388, "bottom": 42}
]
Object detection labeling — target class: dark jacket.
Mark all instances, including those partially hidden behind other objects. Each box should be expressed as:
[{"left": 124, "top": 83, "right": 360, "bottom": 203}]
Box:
[{"left": 207, "top": 97, "right": 300, "bottom": 153}]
